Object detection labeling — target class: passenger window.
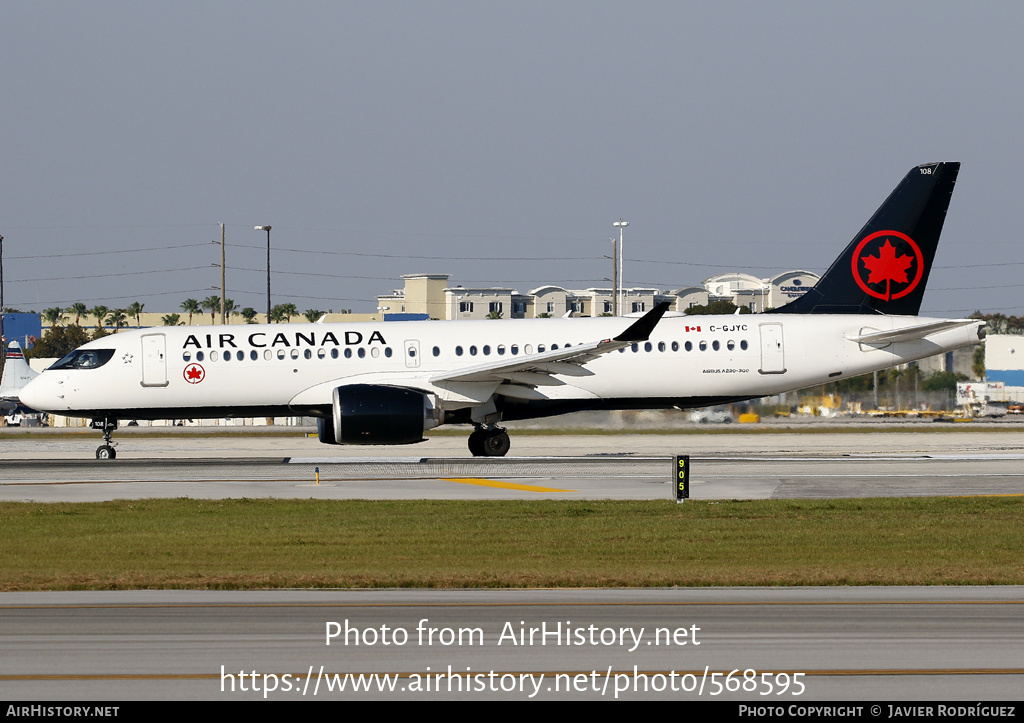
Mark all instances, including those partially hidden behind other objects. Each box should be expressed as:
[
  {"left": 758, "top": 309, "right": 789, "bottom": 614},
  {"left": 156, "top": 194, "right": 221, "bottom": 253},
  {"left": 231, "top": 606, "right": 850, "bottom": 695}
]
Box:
[
  {"left": 344, "top": 348, "right": 352, "bottom": 359},
  {"left": 277, "top": 349, "right": 285, "bottom": 360},
  {"left": 211, "top": 351, "right": 220, "bottom": 362},
  {"left": 358, "top": 348, "right": 366, "bottom": 358},
  {"left": 699, "top": 341, "right": 707, "bottom": 352},
  {"left": 183, "top": 351, "right": 191, "bottom": 362}
]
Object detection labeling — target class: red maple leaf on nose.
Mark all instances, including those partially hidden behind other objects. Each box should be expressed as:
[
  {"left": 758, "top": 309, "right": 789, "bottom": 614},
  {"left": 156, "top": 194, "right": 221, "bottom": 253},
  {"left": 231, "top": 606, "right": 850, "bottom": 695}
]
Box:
[{"left": 186, "top": 366, "right": 202, "bottom": 381}]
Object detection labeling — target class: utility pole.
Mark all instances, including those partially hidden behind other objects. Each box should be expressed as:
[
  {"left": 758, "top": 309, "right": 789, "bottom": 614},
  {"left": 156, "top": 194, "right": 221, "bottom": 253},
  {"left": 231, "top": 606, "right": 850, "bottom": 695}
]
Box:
[
  {"left": 255, "top": 226, "right": 271, "bottom": 322},
  {"left": 219, "top": 223, "right": 226, "bottom": 325}
]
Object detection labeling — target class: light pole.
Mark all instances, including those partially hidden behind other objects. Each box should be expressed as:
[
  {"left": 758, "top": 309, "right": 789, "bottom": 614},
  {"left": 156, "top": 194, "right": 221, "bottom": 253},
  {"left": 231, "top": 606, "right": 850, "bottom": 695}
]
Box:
[
  {"left": 254, "top": 226, "right": 271, "bottom": 322},
  {"left": 613, "top": 219, "right": 628, "bottom": 315}
]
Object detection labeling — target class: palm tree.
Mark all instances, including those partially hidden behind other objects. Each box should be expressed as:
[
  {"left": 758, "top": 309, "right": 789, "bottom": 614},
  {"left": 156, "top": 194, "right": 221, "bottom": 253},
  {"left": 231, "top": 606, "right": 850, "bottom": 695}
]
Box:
[
  {"left": 279, "top": 303, "right": 298, "bottom": 323},
  {"left": 127, "top": 301, "right": 145, "bottom": 328},
  {"left": 90, "top": 306, "right": 109, "bottom": 331},
  {"left": 180, "top": 298, "right": 200, "bottom": 326},
  {"left": 161, "top": 313, "right": 181, "bottom": 326},
  {"left": 67, "top": 302, "right": 88, "bottom": 326},
  {"left": 202, "top": 295, "right": 222, "bottom": 325},
  {"left": 240, "top": 307, "right": 258, "bottom": 324},
  {"left": 269, "top": 305, "right": 287, "bottom": 324},
  {"left": 42, "top": 307, "right": 65, "bottom": 328},
  {"left": 222, "top": 298, "right": 237, "bottom": 323},
  {"left": 303, "top": 309, "right": 324, "bottom": 323},
  {"left": 105, "top": 309, "right": 128, "bottom": 333}
]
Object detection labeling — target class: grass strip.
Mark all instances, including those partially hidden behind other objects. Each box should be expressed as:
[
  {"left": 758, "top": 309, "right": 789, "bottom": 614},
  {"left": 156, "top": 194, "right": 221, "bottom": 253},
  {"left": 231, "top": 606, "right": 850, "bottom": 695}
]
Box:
[{"left": 1, "top": 498, "right": 1021, "bottom": 590}]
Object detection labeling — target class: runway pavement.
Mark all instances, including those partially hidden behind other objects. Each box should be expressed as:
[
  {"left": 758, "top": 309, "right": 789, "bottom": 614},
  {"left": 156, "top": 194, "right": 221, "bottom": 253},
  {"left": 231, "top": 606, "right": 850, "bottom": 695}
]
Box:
[{"left": 2, "top": 428, "right": 1024, "bottom": 501}]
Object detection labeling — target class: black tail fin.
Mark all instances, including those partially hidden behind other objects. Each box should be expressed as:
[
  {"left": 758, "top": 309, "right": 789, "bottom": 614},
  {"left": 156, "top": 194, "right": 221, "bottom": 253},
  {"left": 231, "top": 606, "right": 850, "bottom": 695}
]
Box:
[{"left": 773, "top": 162, "right": 959, "bottom": 315}]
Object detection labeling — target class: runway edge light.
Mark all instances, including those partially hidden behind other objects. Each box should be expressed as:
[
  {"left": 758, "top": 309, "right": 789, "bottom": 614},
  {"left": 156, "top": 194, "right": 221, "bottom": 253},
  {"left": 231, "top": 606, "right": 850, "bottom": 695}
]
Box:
[{"left": 675, "top": 455, "right": 689, "bottom": 503}]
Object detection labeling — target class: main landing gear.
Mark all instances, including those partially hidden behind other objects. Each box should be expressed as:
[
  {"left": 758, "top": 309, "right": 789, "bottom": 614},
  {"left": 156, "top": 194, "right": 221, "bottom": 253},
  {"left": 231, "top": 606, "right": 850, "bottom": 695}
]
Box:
[
  {"left": 91, "top": 418, "right": 118, "bottom": 460},
  {"left": 468, "top": 425, "right": 510, "bottom": 457}
]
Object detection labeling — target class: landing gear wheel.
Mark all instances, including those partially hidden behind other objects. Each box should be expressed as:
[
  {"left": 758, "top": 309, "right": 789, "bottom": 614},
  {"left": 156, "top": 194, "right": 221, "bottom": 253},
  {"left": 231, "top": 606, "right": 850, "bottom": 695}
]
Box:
[
  {"left": 481, "top": 429, "right": 510, "bottom": 457},
  {"left": 468, "top": 427, "right": 510, "bottom": 457},
  {"left": 468, "top": 429, "right": 486, "bottom": 457},
  {"left": 91, "top": 417, "right": 119, "bottom": 460}
]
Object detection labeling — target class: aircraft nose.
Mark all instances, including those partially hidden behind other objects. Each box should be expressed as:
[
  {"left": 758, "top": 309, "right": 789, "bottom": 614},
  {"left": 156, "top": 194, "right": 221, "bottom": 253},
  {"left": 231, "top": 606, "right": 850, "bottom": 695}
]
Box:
[{"left": 18, "top": 375, "right": 54, "bottom": 412}]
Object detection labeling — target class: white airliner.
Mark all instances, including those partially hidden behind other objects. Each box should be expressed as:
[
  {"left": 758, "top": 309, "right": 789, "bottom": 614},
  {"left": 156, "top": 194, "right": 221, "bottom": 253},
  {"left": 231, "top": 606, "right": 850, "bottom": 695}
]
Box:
[{"left": 18, "top": 162, "right": 984, "bottom": 459}]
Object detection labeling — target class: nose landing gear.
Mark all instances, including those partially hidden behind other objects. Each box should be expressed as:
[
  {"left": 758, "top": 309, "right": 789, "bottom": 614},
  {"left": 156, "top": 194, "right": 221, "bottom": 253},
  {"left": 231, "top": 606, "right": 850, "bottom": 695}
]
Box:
[{"left": 91, "top": 418, "right": 118, "bottom": 460}]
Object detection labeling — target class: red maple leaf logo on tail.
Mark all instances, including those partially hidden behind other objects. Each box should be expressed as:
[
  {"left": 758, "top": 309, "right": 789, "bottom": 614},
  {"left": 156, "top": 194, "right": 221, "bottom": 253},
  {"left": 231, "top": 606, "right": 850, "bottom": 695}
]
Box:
[
  {"left": 851, "top": 230, "right": 924, "bottom": 302},
  {"left": 860, "top": 239, "right": 914, "bottom": 300}
]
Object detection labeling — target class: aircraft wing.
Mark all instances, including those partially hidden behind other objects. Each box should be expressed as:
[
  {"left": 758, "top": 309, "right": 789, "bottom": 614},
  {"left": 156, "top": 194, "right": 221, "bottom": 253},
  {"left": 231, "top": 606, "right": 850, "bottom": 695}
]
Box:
[
  {"left": 429, "top": 302, "right": 671, "bottom": 386},
  {"left": 846, "top": 319, "right": 980, "bottom": 345}
]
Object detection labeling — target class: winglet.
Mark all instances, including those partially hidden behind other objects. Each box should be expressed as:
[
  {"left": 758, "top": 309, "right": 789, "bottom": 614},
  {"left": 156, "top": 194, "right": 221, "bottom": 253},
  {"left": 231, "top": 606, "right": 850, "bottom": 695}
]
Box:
[{"left": 614, "top": 302, "right": 671, "bottom": 343}]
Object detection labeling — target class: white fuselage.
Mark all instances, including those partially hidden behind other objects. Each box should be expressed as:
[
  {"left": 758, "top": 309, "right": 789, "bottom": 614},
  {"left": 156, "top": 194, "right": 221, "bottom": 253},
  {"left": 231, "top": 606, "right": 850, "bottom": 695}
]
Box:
[{"left": 19, "top": 313, "right": 983, "bottom": 426}]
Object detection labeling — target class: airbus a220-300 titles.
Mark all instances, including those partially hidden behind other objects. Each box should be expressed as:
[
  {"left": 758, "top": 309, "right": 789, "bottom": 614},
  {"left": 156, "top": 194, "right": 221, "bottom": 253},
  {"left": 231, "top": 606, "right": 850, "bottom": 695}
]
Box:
[{"left": 19, "top": 162, "right": 984, "bottom": 459}]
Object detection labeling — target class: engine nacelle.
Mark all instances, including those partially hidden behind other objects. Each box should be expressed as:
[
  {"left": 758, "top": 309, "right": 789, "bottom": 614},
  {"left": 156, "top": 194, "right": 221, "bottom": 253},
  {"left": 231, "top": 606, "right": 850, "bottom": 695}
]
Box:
[{"left": 317, "top": 384, "right": 438, "bottom": 445}]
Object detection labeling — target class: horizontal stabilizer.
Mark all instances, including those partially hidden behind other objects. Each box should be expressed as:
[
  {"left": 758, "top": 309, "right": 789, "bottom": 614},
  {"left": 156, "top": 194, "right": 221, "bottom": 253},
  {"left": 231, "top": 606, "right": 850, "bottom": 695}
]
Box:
[{"left": 847, "top": 319, "right": 979, "bottom": 345}]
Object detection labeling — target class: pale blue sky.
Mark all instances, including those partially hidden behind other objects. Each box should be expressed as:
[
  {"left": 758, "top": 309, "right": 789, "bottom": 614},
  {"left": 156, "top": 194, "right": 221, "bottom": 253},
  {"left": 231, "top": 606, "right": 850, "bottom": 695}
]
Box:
[{"left": 3, "top": 1, "right": 1022, "bottom": 317}]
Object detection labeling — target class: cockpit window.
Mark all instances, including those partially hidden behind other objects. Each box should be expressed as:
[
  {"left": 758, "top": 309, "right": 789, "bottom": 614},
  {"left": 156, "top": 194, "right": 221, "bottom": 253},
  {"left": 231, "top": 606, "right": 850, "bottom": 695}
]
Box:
[{"left": 49, "top": 349, "right": 115, "bottom": 371}]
